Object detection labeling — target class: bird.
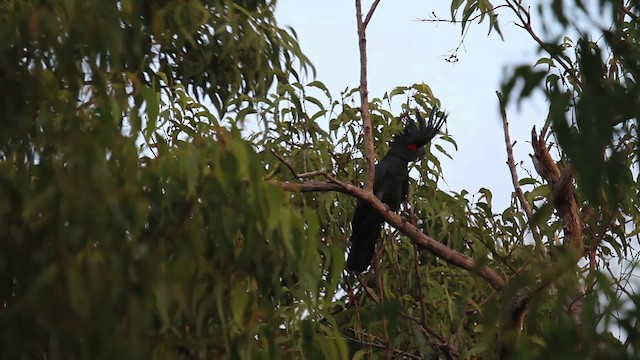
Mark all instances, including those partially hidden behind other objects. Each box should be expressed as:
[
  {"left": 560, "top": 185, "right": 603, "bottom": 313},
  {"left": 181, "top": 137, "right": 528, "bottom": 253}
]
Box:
[{"left": 346, "top": 108, "right": 446, "bottom": 272}]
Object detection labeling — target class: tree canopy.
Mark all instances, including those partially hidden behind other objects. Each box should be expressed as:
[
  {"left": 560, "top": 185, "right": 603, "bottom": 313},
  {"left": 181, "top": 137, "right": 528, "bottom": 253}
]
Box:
[{"left": 1, "top": 0, "right": 639, "bottom": 359}]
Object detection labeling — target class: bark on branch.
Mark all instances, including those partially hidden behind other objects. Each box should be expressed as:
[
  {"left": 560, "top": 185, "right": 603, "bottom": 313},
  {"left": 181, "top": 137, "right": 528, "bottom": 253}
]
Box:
[
  {"left": 497, "top": 91, "right": 546, "bottom": 258},
  {"left": 355, "top": 0, "right": 376, "bottom": 192},
  {"left": 530, "top": 127, "right": 585, "bottom": 329},
  {"left": 531, "top": 128, "right": 583, "bottom": 255}
]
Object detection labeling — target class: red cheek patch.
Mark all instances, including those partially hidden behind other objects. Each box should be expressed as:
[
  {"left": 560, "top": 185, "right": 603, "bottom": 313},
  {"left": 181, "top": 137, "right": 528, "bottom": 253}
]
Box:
[{"left": 407, "top": 143, "right": 417, "bottom": 151}]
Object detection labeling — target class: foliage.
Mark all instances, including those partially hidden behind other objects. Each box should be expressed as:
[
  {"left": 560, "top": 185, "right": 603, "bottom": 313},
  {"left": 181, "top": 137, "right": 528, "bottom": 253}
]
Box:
[
  {"left": 0, "top": 0, "right": 334, "bottom": 358},
  {"left": 2, "top": 0, "right": 640, "bottom": 359}
]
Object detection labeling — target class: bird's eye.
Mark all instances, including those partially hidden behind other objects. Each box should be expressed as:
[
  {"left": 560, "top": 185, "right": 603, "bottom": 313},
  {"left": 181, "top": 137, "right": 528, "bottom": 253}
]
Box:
[{"left": 407, "top": 143, "right": 417, "bottom": 151}]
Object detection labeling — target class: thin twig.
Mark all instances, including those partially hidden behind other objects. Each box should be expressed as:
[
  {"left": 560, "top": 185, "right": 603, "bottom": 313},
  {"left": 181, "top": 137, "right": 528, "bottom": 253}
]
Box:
[
  {"left": 270, "top": 149, "right": 298, "bottom": 177},
  {"left": 417, "top": 4, "right": 509, "bottom": 25},
  {"left": 297, "top": 169, "right": 327, "bottom": 179},
  {"left": 505, "top": 0, "right": 580, "bottom": 86},
  {"left": 360, "top": 276, "right": 381, "bottom": 305},
  {"left": 159, "top": 198, "right": 197, "bottom": 241},
  {"left": 270, "top": 149, "right": 327, "bottom": 179},
  {"left": 345, "top": 329, "right": 423, "bottom": 360},
  {"left": 401, "top": 313, "right": 459, "bottom": 358},
  {"left": 372, "top": 233, "right": 392, "bottom": 358},
  {"left": 328, "top": 149, "right": 350, "bottom": 177},
  {"left": 413, "top": 243, "right": 428, "bottom": 325}
]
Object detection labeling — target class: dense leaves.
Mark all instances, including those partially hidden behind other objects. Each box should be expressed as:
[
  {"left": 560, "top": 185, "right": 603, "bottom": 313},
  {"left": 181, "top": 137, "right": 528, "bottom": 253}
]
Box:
[
  {"left": 2, "top": 0, "right": 640, "bottom": 359},
  {"left": 0, "top": 0, "right": 331, "bottom": 358}
]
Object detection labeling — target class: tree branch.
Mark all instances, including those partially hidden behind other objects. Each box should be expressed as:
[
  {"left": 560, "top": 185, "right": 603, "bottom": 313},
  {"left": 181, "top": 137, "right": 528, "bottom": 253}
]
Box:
[
  {"left": 402, "top": 313, "right": 459, "bottom": 359},
  {"left": 363, "top": 0, "right": 382, "bottom": 28},
  {"left": 276, "top": 179, "right": 507, "bottom": 290},
  {"left": 355, "top": 0, "right": 376, "bottom": 192},
  {"left": 418, "top": 4, "right": 509, "bottom": 25},
  {"left": 531, "top": 128, "right": 583, "bottom": 255},
  {"left": 497, "top": 92, "right": 533, "bottom": 220},
  {"left": 530, "top": 127, "right": 585, "bottom": 331},
  {"left": 497, "top": 92, "right": 546, "bottom": 257},
  {"left": 270, "top": 149, "right": 328, "bottom": 179}
]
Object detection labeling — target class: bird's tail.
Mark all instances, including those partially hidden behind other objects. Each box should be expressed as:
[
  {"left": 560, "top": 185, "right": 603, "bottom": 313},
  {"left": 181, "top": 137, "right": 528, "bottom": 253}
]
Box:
[{"left": 346, "top": 221, "right": 383, "bottom": 272}]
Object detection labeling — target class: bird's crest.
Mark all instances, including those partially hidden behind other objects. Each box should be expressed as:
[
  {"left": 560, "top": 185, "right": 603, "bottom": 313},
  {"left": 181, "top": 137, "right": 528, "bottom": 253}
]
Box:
[{"left": 395, "top": 107, "right": 447, "bottom": 148}]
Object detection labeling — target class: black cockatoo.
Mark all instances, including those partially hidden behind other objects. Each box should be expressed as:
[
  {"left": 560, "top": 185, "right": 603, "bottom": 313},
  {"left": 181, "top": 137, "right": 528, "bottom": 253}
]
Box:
[{"left": 346, "top": 108, "right": 446, "bottom": 272}]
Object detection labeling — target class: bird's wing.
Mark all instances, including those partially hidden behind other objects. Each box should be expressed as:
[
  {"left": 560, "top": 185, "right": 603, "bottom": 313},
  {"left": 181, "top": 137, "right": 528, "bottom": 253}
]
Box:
[
  {"left": 401, "top": 173, "right": 410, "bottom": 201},
  {"left": 347, "top": 160, "right": 390, "bottom": 272},
  {"left": 372, "top": 159, "right": 390, "bottom": 200},
  {"left": 350, "top": 159, "right": 388, "bottom": 235}
]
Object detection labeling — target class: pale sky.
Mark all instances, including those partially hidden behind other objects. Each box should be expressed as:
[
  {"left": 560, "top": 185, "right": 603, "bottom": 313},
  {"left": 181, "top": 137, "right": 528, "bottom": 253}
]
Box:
[{"left": 275, "top": 0, "right": 549, "bottom": 210}]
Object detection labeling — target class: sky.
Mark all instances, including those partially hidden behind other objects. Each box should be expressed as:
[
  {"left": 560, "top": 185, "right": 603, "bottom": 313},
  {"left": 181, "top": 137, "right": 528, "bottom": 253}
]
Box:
[{"left": 274, "top": 0, "right": 549, "bottom": 210}]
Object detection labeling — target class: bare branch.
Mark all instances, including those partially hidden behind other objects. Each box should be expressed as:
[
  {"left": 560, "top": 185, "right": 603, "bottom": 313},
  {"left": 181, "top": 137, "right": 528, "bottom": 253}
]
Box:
[
  {"left": 270, "top": 149, "right": 299, "bottom": 178},
  {"left": 413, "top": 246, "right": 427, "bottom": 324},
  {"left": 497, "top": 92, "right": 546, "bottom": 257},
  {"left": 363, "top": 0, "right": 382, "bottom": 28},
  {"left": 497, "top": 92, "right": 533, "bottom": 219},
  {"left": 355, "top": 0, "right": 376, "bottom": 192},
  {"left": 297, "top": 170, "right": 327, "bottom": 179}
]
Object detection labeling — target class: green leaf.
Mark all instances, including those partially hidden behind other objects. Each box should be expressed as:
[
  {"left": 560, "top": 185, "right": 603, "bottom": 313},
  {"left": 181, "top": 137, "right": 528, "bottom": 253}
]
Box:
[
  {"left": 451, "top": 0, "right": 465, "bottom": 18},
  {"left": 531, "top": 201, "right": 554, "bottom": 226},
  {"left": 534, "top": 57, "right": 556, "bottom": 67},
  {"left": 230, "top": 281, "right": 249, "bottom": 327},
  {"left": 518, "top": 177, "right": 537, "bottom": 186},
  {"left": 308, "top": 80, "right": 331, "bottom": 99},
  {"left": 526, "top": 184, "right": 550, "bottom": 203}
]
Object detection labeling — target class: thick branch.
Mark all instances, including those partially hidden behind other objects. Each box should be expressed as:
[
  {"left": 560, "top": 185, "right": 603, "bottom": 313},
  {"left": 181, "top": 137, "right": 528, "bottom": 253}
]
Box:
[
  {"left": 531, "top": 128, "right": 583, "bottom": 255},
  {"left": 277, "top": 179, "right": 507, "bottom": 290},
  {"left": 355, "top": 0, "right": 376, "bottom": 192}
]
